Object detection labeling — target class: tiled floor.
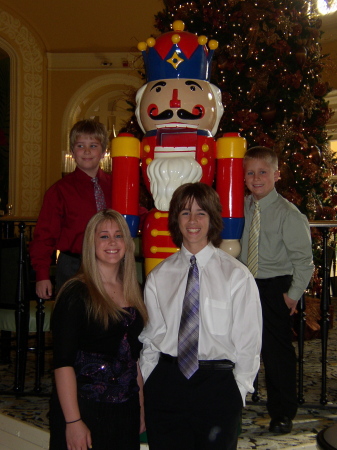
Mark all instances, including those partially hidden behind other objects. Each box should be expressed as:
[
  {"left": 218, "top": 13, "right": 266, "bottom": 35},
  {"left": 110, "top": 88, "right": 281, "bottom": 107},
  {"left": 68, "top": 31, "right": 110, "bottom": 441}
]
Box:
[{"left": 1, "top": 299, "right": 337, "bottom": 449}]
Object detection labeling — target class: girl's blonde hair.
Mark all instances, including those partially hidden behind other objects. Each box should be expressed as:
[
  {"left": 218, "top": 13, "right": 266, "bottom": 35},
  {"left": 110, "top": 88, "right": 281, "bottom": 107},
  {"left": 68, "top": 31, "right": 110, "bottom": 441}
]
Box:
[{"left": 57, "top": 209, "right": 147, "bottom": 328}]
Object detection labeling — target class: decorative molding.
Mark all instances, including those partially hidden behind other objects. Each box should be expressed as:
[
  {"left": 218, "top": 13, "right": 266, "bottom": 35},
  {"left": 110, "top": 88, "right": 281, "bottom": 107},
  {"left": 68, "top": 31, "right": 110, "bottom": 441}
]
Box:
[
  {"left": 62, "top": 73, "right": 143, "bottom": 152},
  {"left": 47, "top": 52, "right": 141, "bottom": 71},
  {"left": 0, "top": 8, "right": 45, "bottom": 216}
]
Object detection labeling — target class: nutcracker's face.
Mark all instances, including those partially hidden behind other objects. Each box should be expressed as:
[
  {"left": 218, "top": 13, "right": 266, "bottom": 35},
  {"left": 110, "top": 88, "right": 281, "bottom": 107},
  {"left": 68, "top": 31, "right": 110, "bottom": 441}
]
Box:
[{"left": 136, "top": 78, "right": 223, "bottom": 136}]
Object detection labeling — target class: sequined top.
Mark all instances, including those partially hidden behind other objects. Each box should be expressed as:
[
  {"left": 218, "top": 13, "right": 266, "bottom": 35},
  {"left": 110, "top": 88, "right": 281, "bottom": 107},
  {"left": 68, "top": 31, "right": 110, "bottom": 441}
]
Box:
[{"left": 52, "top": 281, "right": 144, "bottom": 403}]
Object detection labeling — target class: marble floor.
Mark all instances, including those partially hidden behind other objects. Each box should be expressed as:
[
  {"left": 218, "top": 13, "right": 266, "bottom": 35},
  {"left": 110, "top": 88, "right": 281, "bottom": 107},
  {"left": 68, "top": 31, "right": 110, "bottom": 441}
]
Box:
[{"left": 1, "top": 300, "right": 337, "bottom": 449}]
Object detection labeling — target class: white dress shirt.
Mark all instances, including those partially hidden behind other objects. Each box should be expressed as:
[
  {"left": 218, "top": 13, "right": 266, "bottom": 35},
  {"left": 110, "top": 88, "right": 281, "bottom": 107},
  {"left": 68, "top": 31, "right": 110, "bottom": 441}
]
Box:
[{"left": 139, "top": 243, "right": 262, "bottom": 405}]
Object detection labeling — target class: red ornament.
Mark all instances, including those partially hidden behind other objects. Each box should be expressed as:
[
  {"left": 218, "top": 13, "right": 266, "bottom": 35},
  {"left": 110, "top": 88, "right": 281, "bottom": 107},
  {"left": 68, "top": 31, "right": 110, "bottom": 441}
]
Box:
[
  {"left": 261, "top": 102, "right": 277, "bottom": 124},
  {"left": 292, "top": 105, "right": 304, "bottom": 125},
  {"left": 322, "top": 206, "right": 336, "bottom": 220},
  {"left": 277, "top": 163, "right": 295, "bottom": 189},
  {"left": 309, "top": 145, "right": 322, "bottom": 165},
  {"left": 284, "top": 188, "right": 302, "bottom": 206},
  {"left": 292, "top": 24, "right": 302, "bottom": 36},
  {"left": 313, "top": 82, "right": 328, "bottom": 97},
  {"left": 256, "top": 132, "right": 275, "bottom": 148},
  {"left": 291, "top": 152, "right": 305, "bottom": 165},
  {"left": 295, "top": 46, "right": 307, "bottom": 66}
]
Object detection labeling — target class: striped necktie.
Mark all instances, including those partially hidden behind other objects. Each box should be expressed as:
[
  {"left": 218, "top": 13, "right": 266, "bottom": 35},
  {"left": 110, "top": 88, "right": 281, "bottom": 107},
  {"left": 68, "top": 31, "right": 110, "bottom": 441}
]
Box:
[
  {"left": 247, "top": 201, "right": 260, "bottom": 278},
  {"left": 92, "top": 177, "right": 106, "bottom": 212},
  {"left": 178, "top": 255, "right": 200, "bottom": 379}
]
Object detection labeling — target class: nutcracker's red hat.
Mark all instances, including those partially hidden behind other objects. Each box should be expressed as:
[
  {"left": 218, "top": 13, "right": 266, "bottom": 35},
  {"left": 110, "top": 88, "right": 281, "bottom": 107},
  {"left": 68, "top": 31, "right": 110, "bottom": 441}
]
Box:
[{"left": 138, "top": 21, "right": 218, "bottom": 83}]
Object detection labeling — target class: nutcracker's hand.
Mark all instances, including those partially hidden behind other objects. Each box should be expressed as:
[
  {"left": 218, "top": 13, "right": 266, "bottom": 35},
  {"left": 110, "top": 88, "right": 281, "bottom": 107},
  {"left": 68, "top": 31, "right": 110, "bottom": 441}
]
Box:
[{"left": 219, "top": 239, "right": 241, "bottom": 258}]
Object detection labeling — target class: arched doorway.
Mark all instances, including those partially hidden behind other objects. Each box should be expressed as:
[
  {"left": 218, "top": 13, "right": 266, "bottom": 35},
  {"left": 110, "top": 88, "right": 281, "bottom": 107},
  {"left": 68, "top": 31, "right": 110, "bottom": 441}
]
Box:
[
  {"left": 61, "top": 73, "right": 143, "bottom": 173},
  {"left": 0, "top": 8, "right": 46, "bottom": 217}
]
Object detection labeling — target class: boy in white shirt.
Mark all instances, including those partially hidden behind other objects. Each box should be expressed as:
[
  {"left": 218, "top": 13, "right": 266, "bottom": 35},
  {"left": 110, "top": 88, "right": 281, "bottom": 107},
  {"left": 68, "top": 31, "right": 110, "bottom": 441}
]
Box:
[{"left": 140, "top": 182, "right": 262, "bottom": 450}]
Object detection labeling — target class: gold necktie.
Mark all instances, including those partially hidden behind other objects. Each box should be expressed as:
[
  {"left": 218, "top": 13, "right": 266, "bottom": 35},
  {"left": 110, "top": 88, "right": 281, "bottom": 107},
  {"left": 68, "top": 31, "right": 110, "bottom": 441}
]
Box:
[{"left": 247, "top": 201, "right": 260, "bottom": 278}]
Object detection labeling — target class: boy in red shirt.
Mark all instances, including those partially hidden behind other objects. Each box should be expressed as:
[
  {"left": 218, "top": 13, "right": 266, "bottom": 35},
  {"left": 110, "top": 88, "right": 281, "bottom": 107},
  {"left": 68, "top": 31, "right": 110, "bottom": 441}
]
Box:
[{"left": 30, "top": 120, "right": 111, "bottom": 299}]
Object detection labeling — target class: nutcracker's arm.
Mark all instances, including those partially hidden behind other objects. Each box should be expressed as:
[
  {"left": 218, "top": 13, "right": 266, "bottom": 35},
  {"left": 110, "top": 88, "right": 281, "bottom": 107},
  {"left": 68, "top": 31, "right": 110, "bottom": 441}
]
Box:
[
  {"left": 216, "top": 133, "right": 247, "bottom": 257},
  {"left": 111, "top": 133, "right": 140, "bottom": 237}
]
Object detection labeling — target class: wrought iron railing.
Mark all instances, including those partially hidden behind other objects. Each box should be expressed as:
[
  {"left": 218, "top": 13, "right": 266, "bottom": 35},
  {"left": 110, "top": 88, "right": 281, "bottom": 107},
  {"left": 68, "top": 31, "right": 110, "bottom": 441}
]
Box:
[{"left": 1, "top": 217, "right": 337, "bottom": 402}]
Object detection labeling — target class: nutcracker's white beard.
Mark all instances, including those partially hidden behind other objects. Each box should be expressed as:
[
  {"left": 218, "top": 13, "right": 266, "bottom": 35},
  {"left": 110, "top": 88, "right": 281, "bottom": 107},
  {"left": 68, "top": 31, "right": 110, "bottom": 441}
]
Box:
[{"left": 147, "top": 157, "right": 202, "bottom": 211}]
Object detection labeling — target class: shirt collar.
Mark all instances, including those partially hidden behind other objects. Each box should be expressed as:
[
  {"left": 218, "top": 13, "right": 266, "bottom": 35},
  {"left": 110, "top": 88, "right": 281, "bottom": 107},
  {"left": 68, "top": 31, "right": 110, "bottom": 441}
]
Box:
[
  {"left": 249, "top": 188, "right": 278, "bottom": 212},
  {"left": 95, "top": 167, "right": 105, "bottom": 181},
  {"left": 74, "top": 166, "right": 104, "bottom": 181},
  {"left": 181, "top": 243, "right": 215, "bottom": 268}
]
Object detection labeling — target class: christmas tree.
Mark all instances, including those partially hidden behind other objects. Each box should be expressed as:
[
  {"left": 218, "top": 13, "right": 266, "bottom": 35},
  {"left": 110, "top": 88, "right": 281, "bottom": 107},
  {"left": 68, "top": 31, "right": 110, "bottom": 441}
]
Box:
[
  {"left": 121, "top": 0, "right": 336, "bottom": 294},
  {"left": 154, "top": 0, "right": 334, "bottom": 211},
  {"left": 149, "top": 0, "right": 335, "bottom": 294}
]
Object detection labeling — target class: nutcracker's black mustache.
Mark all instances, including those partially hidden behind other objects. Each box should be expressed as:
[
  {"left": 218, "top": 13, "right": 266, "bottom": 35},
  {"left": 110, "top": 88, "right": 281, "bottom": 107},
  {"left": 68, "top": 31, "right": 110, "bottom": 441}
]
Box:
[
  {"left": 149, "top": 109, "right": 173, "bottom": 120},
  {"left": 149, "top": 107, "right": 203, "bottom": 121},
  {"left": 177, "top": 107, "right": 203, "bottom": 120}
]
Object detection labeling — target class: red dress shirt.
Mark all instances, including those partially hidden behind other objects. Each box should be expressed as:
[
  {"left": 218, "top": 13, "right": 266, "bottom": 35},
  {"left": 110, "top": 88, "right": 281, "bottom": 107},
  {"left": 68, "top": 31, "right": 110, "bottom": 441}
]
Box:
[{"left": 30, "top": 167, "right": 112, "bottom": 281}]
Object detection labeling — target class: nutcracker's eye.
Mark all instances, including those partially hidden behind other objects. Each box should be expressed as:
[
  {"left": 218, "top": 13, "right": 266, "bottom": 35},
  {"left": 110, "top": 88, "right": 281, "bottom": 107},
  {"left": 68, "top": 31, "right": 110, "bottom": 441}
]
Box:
[
  {"left": 185, "top": 80, "right": 202, "bottom": 91},
  {"left": 150, "top": 81, "right": 167, "bottom": 93}
]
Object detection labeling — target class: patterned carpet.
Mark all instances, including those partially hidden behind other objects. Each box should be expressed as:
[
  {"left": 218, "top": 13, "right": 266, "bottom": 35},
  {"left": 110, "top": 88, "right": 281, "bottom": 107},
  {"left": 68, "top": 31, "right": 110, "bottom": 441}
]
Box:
[{"left": 0, "top": 299, "right": 337, "bottom": 449}]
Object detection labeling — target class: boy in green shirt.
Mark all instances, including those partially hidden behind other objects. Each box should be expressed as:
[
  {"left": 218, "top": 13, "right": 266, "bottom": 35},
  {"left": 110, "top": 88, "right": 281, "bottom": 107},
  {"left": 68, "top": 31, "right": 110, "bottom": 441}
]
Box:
[{"left": 240, "top": 146, "right": 314, "bottom": 434}]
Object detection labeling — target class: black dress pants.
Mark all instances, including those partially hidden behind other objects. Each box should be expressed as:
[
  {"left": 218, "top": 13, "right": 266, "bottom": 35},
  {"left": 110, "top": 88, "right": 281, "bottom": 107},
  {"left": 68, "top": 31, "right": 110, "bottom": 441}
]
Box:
[
  {"left": 144, "top": 357, "right": 243, "bottom": 450},
  {"left": 256, "top": 275, "right": 298, "bottom": 420},
  {"left": 49, "top": 390, "right": 140, "bottom": 450},
  {"left": 55, "top": 252, "right": 81, "bottom": 292}
]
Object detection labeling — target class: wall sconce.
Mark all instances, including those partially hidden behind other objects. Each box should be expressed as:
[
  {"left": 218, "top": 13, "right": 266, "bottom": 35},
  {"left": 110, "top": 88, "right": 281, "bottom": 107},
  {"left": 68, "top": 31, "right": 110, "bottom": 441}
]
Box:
[
  {"left": 317, "top": 0, "right": 337, "bottom": 14},
  {"left": 62, "top": 151, "right": 112, "bottom": 175},
  {"left": 62, "top": 152, "right": 76, "bottom": 175},
  {"left": 100, "top": 151, "right": 112, "bottom": 172}
]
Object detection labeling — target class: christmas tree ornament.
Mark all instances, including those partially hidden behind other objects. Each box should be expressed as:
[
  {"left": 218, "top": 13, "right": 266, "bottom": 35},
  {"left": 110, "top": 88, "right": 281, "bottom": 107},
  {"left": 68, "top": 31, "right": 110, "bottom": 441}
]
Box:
[
  {"left": 261, "top": 102, "right": 277, "bottom": 124},
  {"left": 294, "top": 45, "right": 308, "bottom": 66},
  {"left": 309, "top": 145, "right": 322, "bottom": 166},
  {"left": 292, "top": 105, "right": 305, "bottom": 125}
]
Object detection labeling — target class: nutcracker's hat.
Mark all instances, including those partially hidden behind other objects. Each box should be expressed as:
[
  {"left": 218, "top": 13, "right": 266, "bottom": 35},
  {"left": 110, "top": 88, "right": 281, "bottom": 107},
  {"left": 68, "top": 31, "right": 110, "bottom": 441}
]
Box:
[{"left": 138, "top": 21, "right": 218, "bottom": 82}]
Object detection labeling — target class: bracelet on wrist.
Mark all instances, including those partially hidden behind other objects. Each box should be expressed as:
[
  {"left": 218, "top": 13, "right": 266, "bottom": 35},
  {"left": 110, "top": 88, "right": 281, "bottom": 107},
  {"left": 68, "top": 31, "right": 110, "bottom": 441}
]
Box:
[{"left": 65, "top": 418, "right": 82, "bottom": 424}]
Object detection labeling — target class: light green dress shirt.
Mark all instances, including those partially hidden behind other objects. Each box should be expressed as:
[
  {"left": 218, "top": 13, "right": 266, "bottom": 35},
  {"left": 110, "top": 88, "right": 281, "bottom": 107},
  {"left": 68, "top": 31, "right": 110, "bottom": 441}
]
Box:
[{"left": 239, "top": 188, "right": 314, "bottom": 301}]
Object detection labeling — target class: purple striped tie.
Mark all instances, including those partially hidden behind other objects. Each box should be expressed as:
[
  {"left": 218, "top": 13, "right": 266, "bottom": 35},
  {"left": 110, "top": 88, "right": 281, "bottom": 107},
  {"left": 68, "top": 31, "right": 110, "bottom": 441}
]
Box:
[
  {"left": 178, "top": 255, "right": 200, "bottom": 379},
  {"left": 92, "top": 177, "right": 106, "bottom": 212}
]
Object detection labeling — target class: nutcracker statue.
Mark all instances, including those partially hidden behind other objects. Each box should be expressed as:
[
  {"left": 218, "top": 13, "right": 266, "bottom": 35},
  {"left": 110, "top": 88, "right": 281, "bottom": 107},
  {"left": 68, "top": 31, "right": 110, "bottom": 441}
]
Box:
[{"left": 111, "top": 20, "right": 246, "bottom": 274}]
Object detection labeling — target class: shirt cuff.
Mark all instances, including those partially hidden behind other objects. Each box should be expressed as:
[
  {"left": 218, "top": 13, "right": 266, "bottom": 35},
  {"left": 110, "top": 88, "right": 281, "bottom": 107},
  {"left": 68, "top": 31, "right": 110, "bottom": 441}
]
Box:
[
  {"left": 236, "top": 381, "right": 248, "bottom": 406},
  {"left": 287, "top": 287, "right": 304, "bottom": 302},
  {"left": 35, "top": 268, "right": 51, "bottom": 282},
  {"left": 139, "top": 351, "right": 160, "bottom": 383},
  {"left": 234, "top": 372, "right": 256, "bottom": 407}
]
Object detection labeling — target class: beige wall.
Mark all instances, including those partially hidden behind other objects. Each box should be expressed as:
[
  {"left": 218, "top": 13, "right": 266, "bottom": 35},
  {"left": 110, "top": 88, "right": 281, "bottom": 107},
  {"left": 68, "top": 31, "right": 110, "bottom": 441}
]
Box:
[
  {"left": 0, "top": 4, "right": 145, "bottom": 215},
  {"left": 0, "top": 6, "right": 47, "bottom": 217},
  {"left": 45, "top": 66, "right": 142, "bottom": 189},
  {"left": 321, "top": 41, "right": 337, "bottom": 88}
]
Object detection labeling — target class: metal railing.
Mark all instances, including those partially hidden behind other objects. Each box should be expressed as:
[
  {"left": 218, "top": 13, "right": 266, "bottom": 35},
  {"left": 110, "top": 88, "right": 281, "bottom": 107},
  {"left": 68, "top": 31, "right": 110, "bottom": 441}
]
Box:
[
  {"left": 1, "top": 217, "right": 337, "bottom": 401},
  {"left": 0, "top": 216, "right": 37, "bottom": 242}
]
